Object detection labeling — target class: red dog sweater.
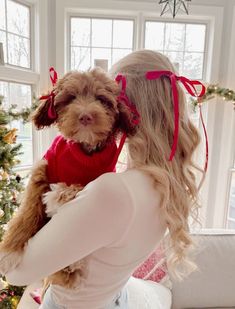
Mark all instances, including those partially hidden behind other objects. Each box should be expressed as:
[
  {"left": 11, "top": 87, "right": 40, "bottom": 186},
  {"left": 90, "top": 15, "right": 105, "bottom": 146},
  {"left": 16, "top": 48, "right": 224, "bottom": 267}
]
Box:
[{"left": 44, "top": 135, "right": 120, "bottom": 186}]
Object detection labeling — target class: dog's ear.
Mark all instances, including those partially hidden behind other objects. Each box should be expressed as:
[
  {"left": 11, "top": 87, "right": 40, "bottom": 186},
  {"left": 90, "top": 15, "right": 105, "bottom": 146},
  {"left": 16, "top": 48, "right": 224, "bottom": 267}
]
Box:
[
  {"left": 117, "top": 102, "right": 137, "bottom": 136},
  {"left": 31, "top": 98, "right": 57, "bottom": 129}
]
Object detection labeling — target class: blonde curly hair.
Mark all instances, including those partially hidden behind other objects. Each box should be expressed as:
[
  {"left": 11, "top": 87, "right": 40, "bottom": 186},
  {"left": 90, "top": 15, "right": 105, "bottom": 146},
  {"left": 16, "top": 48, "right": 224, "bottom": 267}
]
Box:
[{"left": 110, "top": 50, "right": 205, "bottom": 279}]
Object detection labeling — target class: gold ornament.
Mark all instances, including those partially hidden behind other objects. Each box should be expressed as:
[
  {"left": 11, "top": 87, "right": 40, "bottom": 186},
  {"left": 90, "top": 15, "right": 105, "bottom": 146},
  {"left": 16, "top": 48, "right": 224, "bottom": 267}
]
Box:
[
  {"left": 0, "top": 208, "right": 4, "bottom": 218},
  {"left": 0, "top": 170, "right": 9, "bottom": 180},
  {"left": 10, "top": 296, "right": 20, "bottom": 308},
  {"left": 3, "top": 128, "right": 18, "bottom": 144}
]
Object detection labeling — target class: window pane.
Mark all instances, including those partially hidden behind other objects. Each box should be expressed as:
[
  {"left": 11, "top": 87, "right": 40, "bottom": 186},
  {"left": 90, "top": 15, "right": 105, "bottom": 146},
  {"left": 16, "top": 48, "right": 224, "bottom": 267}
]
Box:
[
  {"left": 164, "top": 23, "right": 185, "bottom": 51},
  {"left": 69, "top": 18, "right": 134, "bottom": 71},
  {"left": 165, "top": 51, "right": 184, "bottom": 74},
  {"left": 71, "top": 47, "right": 90, "bottom": 71},
  {"left": 228, "top": 220, "right": 235, "bottom": 229},
  {"left": 71, "top": 18, "right": 90, "bottom": 47},
  {"left": 0, "top": 0, "right": 6, "bottom": 30},
  {"left": 113, "top": 20, "right": 133, "bottom": 48},
  {"left": 7, "top": 0, "right": 30, "bottom": 37},
  {"left": 92, "top": 48, "right": 112, "bottom": 69},
  {"left": 0, "top": 81, "right": 33, "bottom": 167},
  {"left": 8, "top": 33, "right": 30, "bottom": 68},
  {"left": 144, "top": 21, "right": 206, "bottom": 80},
  {"left": 0, "top": 81, "right": 8, "bottom": 106},
  {"left": 183, "top": 52, "right": 203, "bottom": 79},
  {"left": 186, "top": 24, "right": 206, "bottom": 52},
  {"left": 0, "top": 30, "right": 7, "bottom": 62},
  {"left": 112, "top": 48, "right": 132, "bottom": 65},
  {"left": 11, "top": 120, "right": 33, "bottom": 166},
  {"left": 145, "top": 22, "right": 164, "bottom": 50},
  {"left": 8, "top": 82, "right": 31, "bottom": 110},
  {"left": 228, "top": 172, "right": 235, "bottom": 226},
  {"left": 92, "top": 19, "right": 112, "bottom": 47}
]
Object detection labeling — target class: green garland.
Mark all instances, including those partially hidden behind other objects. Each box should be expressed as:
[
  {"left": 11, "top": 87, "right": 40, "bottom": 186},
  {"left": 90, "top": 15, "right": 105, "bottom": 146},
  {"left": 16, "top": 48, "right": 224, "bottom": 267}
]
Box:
[
  {"left": 191, "top": 84, "right": 235, "bottom": 111},
  {"left": 8, "top": 97, "right": 40, "bottom": 124}
]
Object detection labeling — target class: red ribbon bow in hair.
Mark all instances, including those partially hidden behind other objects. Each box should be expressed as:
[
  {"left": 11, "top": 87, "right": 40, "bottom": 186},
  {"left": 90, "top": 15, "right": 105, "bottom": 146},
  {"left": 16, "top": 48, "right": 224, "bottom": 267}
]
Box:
[
  {"left": 146, "top": 70, "right": 208, "bottom": 173},
  {"left": 39, "top": 67, "right": 58, "bottom": 120}
]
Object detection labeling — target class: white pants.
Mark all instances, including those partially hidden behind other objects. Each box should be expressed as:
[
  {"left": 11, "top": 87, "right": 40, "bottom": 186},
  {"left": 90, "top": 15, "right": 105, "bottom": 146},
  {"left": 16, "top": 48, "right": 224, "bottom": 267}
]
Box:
[
  {"left": 39, "top": 285, "right": 128, "bottom": 309},
  {"left": 39, "top": 277, "right": 171, "bottom": 309}
]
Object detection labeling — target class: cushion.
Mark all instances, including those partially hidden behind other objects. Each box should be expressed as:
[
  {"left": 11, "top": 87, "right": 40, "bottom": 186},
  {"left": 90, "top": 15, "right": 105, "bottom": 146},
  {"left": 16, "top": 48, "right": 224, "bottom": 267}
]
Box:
[{"left": 170, "top": 229, "right": 235, "bottom": 309}]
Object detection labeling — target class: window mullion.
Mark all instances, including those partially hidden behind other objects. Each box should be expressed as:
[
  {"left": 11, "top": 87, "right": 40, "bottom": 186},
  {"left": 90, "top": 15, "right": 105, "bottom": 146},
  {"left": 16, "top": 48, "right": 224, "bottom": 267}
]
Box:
[
  {"left": 111, "top": 19, "right": 114, "bottom": 65},
  {"left": 5, "top": 0, "right": 9, "bottom": 64},
  {"left": 90, "top": 18, "right": 92, "bottom": 68}
]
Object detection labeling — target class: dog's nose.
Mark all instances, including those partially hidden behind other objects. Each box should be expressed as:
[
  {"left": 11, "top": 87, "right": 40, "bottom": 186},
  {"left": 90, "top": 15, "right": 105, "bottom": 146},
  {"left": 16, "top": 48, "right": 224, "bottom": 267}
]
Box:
[{"left": 79, "top": 114, "right": 94, "bottom": 126}]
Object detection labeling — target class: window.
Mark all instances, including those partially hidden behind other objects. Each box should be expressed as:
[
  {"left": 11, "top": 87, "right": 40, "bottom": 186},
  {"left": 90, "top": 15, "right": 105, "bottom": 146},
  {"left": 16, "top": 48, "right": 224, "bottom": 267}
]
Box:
[
  {"left": 145, "top": 21, "right": 206, "bottom": 80},
  {"left": 70, "top": 17, "right": 134, "bottom": 71},
  {"left": 227, "top": 156, "right": 235, "bottom": 229},
  {"left": 0, "top": 81, "right": 33, "bottom": 167},
  {"left": 0, "top": 0, "right": 31, "bottom": 68},
  {"left": 0, "top": 0, "right": 33, "bottom": 170}
]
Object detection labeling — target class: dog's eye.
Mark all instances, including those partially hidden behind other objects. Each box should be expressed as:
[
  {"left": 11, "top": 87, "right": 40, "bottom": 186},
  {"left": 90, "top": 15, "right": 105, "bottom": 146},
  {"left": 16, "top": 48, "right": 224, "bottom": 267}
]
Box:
[{"left": 96, "top": 96, "right": 114, "bottom": 109}]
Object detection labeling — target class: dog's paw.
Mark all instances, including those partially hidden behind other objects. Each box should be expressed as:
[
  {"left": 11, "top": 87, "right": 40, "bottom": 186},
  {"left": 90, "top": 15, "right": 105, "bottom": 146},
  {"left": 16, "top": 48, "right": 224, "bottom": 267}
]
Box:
[
  {"left": 42, "top": 185, "right": 62, "bottom": 217},
  {"left": 0, "top": 251, "right": 23, "bottom": 275},
  {"left": 43, "top": 183, "right": 83, "bottom": 217}
]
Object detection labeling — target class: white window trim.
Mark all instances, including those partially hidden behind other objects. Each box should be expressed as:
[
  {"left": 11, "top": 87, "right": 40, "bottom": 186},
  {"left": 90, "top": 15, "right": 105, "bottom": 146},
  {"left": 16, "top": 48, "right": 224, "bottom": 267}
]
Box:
[
  {"left": 55, "top": 0, "right": 226, "bottom": 228},
  {"left": 218, "top": 5, "right": 235, "bottom": 228}
]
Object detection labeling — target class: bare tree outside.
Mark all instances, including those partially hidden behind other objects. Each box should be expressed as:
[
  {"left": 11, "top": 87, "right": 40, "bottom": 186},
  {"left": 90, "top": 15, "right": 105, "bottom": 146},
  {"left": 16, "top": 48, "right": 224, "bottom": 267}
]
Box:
[
  {"left": 144, "top": 21, "right": 206, "bottom": 80},
  {"left": 70, "top": 17, "right": 134, "bottom": 71},
  {"left": 7, "top": 0, "right": 30, "bottom": 68}
]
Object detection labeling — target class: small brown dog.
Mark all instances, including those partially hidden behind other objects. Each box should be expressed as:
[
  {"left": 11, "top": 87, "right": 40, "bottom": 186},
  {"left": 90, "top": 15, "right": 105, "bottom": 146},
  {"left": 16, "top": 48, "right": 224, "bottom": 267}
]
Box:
[{"left": 0, "top": 68, "right": 136, "bottom": 293}]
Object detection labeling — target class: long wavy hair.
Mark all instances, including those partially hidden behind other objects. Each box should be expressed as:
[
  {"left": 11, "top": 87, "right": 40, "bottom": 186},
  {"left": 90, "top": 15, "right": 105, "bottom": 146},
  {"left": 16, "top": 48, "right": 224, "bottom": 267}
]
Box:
[{"left": 110, "top": 50, "right": 205, "bottom": 279}]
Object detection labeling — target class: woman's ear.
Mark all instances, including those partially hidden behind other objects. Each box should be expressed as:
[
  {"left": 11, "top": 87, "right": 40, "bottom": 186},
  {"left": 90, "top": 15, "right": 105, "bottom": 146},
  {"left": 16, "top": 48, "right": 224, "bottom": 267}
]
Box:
[
  {"left": 117, "top": 102, "right": 137, "bottom": 136},
  {"left": 31, "top": 98, "right": 57, "bottom": 129}
]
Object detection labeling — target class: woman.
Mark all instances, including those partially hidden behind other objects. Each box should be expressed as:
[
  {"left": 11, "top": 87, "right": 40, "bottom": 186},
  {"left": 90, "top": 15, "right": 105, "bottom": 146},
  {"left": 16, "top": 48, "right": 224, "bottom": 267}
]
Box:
[{"left": 4, "top": 50, "right": 206, "bottom": 308}]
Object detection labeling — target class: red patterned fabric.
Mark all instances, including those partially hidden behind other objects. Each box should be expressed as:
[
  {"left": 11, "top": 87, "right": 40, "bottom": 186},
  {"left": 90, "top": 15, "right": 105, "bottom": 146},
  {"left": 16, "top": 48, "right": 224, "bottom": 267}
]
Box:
[{"left": 132, "top": 247, "right": 167, "bottom": 283}]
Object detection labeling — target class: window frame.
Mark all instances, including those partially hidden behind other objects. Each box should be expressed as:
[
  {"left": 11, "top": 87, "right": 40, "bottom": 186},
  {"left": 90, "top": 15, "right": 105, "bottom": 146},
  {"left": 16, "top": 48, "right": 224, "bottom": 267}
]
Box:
[
  {"left": 142, "top": 18, "right": 208, "bottom": 80},
  {"left": 0, "top": 79, "right": 34, "bottom": 170},
  {"left": 226, "top": 169, "right": 235, "bottom": 228},
  {"left": 0, "top": 0, "right": 33, "bottom": 70},
  {"left": 0, "top": 0, "right": 50, "bottom": 173},
  {"left": 67, "top": 13, "right": 137, "bottom": 72},
  {"left": 225, "top": 120, "right": 235, "bottom": 228}
]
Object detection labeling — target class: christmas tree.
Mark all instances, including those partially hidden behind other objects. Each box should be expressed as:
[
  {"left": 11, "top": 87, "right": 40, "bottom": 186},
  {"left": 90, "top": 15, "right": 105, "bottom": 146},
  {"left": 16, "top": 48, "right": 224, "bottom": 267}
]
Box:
[{"left": 0, "top": 95, "right": 26, "bottom": 308}]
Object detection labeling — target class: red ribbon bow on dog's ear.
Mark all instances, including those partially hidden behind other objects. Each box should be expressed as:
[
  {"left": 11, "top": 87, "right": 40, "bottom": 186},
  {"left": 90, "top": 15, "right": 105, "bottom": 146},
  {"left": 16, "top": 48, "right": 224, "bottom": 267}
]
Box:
[
  {"left": 146, "top": 70, "right": 208, "bottom": 173},
  {"left": 115, "top": 74, "right": 140, "bottom": 126},
  {"left": 39, "top": 67, "right": 58, "bottom": 120}
]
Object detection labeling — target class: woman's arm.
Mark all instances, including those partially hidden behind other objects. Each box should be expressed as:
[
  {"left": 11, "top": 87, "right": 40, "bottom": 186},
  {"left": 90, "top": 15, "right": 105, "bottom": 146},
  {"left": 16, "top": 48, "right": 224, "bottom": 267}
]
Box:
[{"left": 4, "top": 173, "right": 133, "bottom": 286}]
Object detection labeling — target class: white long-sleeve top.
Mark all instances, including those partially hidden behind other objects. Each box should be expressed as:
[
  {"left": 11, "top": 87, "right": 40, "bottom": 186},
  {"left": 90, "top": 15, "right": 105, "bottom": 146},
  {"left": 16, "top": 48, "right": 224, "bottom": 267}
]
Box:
[{"left": 6, "top": 169, "right": 167, "bottom": 309}]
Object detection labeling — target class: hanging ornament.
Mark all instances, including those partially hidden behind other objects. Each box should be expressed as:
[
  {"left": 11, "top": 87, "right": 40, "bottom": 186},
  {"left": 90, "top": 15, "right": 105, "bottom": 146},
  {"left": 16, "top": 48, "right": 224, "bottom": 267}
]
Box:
[
  {"left": 0, "top": 209, "right": 4, "bottom": 218},
  {"left": 3, "top": 128, "right": 18, "bottom": 144},
  {"left": 10, "top": 295, "right": 20, "bottom": 308},
  {"left": 0, "top": 170, "right": 9, "bottom": 180},
  {"left": 159, "top": 0, "right": 191, "bottom": 18},
  {"left": 16, "top": 174, "right": 21, "bottom": 183}
]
